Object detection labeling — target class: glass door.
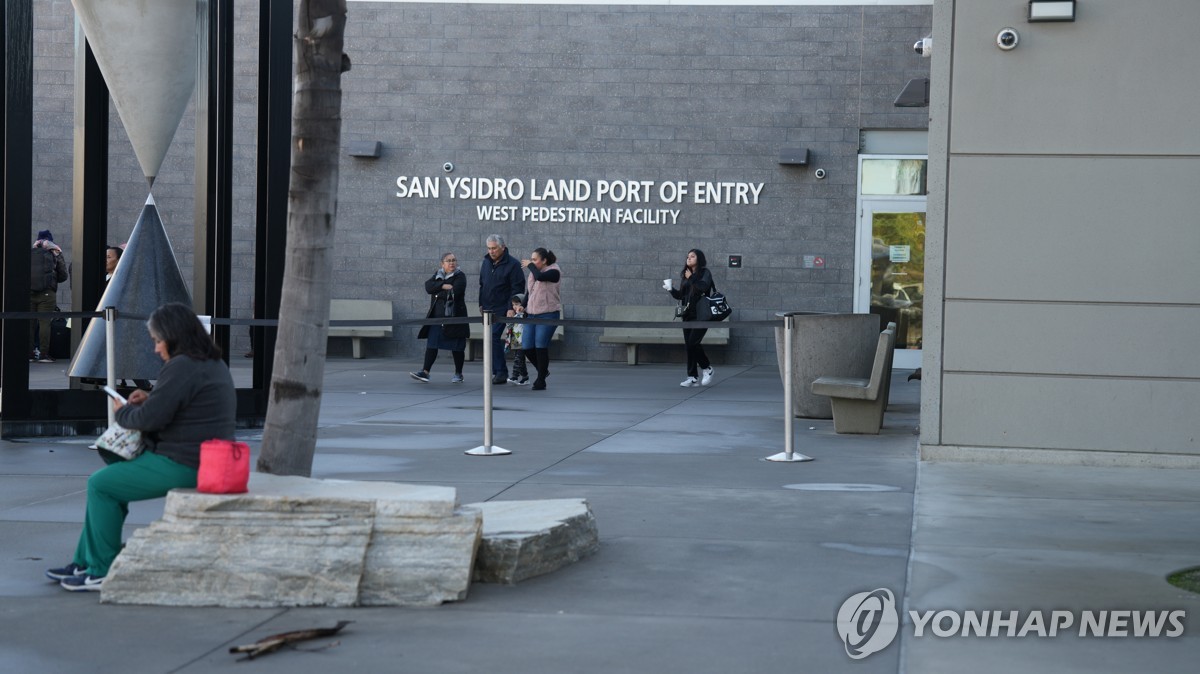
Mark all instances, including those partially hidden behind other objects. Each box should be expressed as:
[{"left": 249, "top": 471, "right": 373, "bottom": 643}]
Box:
[{"left": 856, "top": 200, "right": 926, "bottom": 370}]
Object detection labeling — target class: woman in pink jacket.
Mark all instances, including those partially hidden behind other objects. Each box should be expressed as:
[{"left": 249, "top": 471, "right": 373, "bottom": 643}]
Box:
[{"left": 520, "top": 248, "right": 562, "bottom": 391}]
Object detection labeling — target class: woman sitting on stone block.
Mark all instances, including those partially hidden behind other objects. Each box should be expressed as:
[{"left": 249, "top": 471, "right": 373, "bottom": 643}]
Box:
[{"left": 46, "top": 302, "right": 236, "bottom": 592}]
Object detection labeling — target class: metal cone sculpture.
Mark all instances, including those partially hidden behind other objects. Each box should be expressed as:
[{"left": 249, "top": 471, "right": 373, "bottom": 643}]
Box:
[
  {"left": 71, "top": 0, "right": 196, "bottom": 184},
  {"left": 69, "top": 195, "right": 194, "bottom": 381}
]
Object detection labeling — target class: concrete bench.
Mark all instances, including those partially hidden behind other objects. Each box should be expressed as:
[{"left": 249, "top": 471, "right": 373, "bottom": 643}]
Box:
[
  {"left": 809, "top": 323, "right": 896, "bottom": 434},
  {"left": 597, "top": 305, "right": 729, "bottom": 365},
  {"left": 466, "top": 316, "right": 562, "bottom": 361},
  {"left": 329, "top": 299, "right": 393, "bottom": 358}
]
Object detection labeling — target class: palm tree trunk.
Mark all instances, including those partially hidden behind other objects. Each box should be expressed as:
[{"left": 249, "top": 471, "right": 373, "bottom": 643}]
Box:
[{"left": 257, "top": 0, "right": 349, "bottom": 477}]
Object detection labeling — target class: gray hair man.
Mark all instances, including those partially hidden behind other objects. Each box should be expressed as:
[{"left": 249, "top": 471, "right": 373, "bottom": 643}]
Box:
[{"left": 478, "top": 234, "right": 526, "bottom": 384}]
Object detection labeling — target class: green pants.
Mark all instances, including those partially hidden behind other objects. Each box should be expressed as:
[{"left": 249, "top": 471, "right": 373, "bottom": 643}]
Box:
[
  {"left": 73, "top": 451, "right": 196, "bottom": 577},
  {"left": 29, "top": 289, "right": 56, "bottom": 354}
]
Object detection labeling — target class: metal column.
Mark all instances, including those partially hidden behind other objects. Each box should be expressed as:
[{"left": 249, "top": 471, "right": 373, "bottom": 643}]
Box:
[
  {"left": 194, "top": 0, "right": 235, "bottom": 361},
  {"left": 249, "top": 0, "right": 293, "bottom": 402},
  {"left": 69, "top": 35, "right": 109, "bottom": 346},
  {"left": 1, "top": 0, "right": 35, "bottom": 424}
]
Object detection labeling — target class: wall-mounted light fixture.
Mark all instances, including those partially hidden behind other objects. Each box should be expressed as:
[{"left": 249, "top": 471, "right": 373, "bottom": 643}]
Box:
[
  {"left": 1028, "top": 0, "right": 1075, "bottom": 22},
  {"left": 777, "top": 148, "right": 809, "bottom": 166},
  {"left": 894, "top": 78, "right": 930, "bottom": 107},
  {"left": 346, "top": 141, "right": 382, "bottom": 158}
]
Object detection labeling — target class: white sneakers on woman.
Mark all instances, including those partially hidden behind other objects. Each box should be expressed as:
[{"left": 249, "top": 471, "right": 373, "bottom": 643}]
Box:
[{"left": 680, "top": 368, "right": 715, "bottom": 387}]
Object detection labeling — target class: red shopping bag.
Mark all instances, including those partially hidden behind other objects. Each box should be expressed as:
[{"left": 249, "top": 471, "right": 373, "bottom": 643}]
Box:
[{"left": 197, "top": 439, "right": 250, "bottom": 494}]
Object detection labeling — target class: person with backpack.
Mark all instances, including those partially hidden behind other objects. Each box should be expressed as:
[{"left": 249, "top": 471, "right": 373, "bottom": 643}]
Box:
[{"left": 30, "top": 229, "right": 69, "bottom": 363}]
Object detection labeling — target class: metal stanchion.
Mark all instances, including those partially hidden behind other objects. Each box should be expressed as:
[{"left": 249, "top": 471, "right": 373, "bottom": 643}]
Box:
[
  {"left": 466, "top": 310, "right": 511, "bottom": 456},
  {"left": 766, "top": 313, "right": 812, "bottom": 462},
  {"left": 104, "top": 306, "right": 117, "bottom": 426}
]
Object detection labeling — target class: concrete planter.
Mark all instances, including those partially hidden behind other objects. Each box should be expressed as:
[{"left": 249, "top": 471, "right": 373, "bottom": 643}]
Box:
[{"left": 774, "top": 313, "right": 881, "bottom": 418}]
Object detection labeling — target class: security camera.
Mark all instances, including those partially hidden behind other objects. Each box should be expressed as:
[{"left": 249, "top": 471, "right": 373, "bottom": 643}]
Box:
[
  {"left": 913, "top": 37, "right": 932, "bottom": 58},
  {"left": 996, "top": 28, "right": 1019, "bottom": 51},
  {"left": 814, "top": 168, "right": 826, "bottom": 180},
  {"left": 442, "top": 162, "right": 454, "bottom": 173}
]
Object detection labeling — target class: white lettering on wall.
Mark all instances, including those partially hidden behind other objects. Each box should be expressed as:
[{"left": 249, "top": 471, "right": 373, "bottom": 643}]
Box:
[
  {"left": 395, "top": 175, "right": 439, "bottom": 198},
  {"left": 394, "top": 176, "right": 763, "bottom": 223}
]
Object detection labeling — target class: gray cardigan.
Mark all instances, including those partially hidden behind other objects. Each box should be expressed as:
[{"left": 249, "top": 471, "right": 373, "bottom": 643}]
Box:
[{"left": 115, "top": 355, "right": 236, "bottom": 469}]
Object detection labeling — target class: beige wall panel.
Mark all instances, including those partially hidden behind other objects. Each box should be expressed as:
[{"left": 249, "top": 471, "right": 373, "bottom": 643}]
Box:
[
  {"left": 943, "top": 301, "right": 1200, "bottom": 378},
  {"left": 944, "top": 156, "right": 1200, "bottom": 303},
  {"left": 950, "top": 0, "right": 1200, "bottom": 155},
  {"left": 941, "top": 374, "right": 1200, "bottom": 454}
]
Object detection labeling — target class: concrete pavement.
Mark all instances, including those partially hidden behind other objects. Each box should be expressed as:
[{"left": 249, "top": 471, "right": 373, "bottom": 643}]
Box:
[{"left": 2, "top": 357, "right": 1196, "bottom": 672}]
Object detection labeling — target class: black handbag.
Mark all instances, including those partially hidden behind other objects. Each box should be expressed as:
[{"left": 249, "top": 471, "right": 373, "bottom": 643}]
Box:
[
  {"left": 441, "top": 291, "right": 455, "bottom": 318},
  {"left": 697, "top": 284, "right": 732, "bottom": 321}
]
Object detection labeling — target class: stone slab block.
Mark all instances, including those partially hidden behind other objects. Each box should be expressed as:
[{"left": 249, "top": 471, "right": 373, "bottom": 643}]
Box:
[
  {"left": 467, "top": 498, "right": 599, "bottom": 585},
  {"left": 360, "top": 507, "right": 481, "bottom": 606},
  {"left": 101, "top": 473, "right": 479, "bottom": 607}
]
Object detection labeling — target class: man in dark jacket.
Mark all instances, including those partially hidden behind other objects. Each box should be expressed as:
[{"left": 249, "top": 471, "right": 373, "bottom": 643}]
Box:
[
  {"left": 478, "top": 234, "right": 525, "bottom": 384},
  {"left": 30, "top": 229, "right": 69, "bottom": 363}
]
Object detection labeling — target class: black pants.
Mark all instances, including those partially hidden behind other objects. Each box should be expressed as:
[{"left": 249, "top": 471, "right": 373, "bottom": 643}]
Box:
[
  {"left": 29, "top": 290, "right": 56, "bottom": 354},
  {"left": 683, "top": 326, "right": 710, "bottom": 378},
  {"left": 422, "top": 348, "right": 464, "bottom": 375},
  {"left": 511, "top": 349, "right": 527, "bottom": 379}
]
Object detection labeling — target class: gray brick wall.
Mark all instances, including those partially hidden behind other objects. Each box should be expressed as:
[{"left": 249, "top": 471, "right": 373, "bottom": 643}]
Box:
[{"left": 30, "top": 1, "right": 931, "bottom": 365}]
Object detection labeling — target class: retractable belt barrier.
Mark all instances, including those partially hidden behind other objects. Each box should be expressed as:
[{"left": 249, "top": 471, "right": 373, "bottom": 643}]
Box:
[{"left": 1, "top": 308, "right": 817, "bottom": 462}]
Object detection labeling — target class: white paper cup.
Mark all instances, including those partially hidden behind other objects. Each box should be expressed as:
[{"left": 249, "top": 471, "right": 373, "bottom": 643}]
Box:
[{"left": 662, "top": 279, "right": 672, "bottom": 290}]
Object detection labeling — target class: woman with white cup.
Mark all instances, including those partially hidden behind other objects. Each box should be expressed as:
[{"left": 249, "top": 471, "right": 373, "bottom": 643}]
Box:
[{"left": 666, "top": 248, "right": 715, "bottom": 387}]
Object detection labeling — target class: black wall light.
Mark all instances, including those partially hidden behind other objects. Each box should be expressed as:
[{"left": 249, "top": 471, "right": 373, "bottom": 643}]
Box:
[
  {"left": 894, "top": 78, "right": 930, "bottom": 107},
  {"left": 346, "top": 141, "right": 382, "bottom": 158},
  {"left": 778, "top": 147, "right": 809, "bottom": 166}
]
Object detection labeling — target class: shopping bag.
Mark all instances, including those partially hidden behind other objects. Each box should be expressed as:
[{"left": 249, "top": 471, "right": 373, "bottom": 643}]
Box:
[
  {"left": 95, "top": 422, "right": 144, "bottom": 460},
  {"left": 197, "top": 439, "right": 251, "bottom": 494}
]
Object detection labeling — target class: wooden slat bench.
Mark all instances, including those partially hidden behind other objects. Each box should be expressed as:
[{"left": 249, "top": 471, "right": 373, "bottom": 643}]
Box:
[
  {"left": 597, "top": 305, "right": 729, "bottom": 365},
  {"left": 328, "top": 299, "right": 393, "bottom": 359},
  {"left": 809, "top": 322, "right": 896, "bottom": 434}
]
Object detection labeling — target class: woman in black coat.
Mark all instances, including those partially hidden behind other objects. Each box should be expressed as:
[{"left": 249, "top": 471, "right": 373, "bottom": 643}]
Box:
[
  {"left": 667, "top": 248, "right": 715, "bottom": 387},
  {"left": 411, "top": 252, "right": 469, "bottom": 383}
]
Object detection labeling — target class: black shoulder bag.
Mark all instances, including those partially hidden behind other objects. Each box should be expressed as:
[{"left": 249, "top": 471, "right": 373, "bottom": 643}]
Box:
[{"left": 697, "top": 281, "right": 732, "bottom": 321}]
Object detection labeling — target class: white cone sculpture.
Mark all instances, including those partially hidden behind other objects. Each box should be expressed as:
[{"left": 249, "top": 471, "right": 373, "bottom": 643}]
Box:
[
  {"left": 68, "top": 195, "right": 194, "bottom": 381},
  {"left": 71, "top": 0, "right": 196, "bottom": 185}
]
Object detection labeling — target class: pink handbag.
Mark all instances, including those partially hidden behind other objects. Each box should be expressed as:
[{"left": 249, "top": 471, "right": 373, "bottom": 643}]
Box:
[{"left": 197, "top": 439, "right": 250, "bottom": 494}]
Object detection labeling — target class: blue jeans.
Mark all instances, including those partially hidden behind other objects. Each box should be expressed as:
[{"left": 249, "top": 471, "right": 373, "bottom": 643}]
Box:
[
  {"left": 522, "top": 311, "right": 560, "bottom": 350},
  {"left": 490, "top": 321, "right": 508, "bottom": 376}
]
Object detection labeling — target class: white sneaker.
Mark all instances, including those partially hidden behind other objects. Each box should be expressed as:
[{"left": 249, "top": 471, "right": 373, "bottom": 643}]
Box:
[
  {"left": 680, "top": 376, "right": 699, "bottom": 387},
  {"left": 700, "top": 367, "right": 714, "bottom": 386}
]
